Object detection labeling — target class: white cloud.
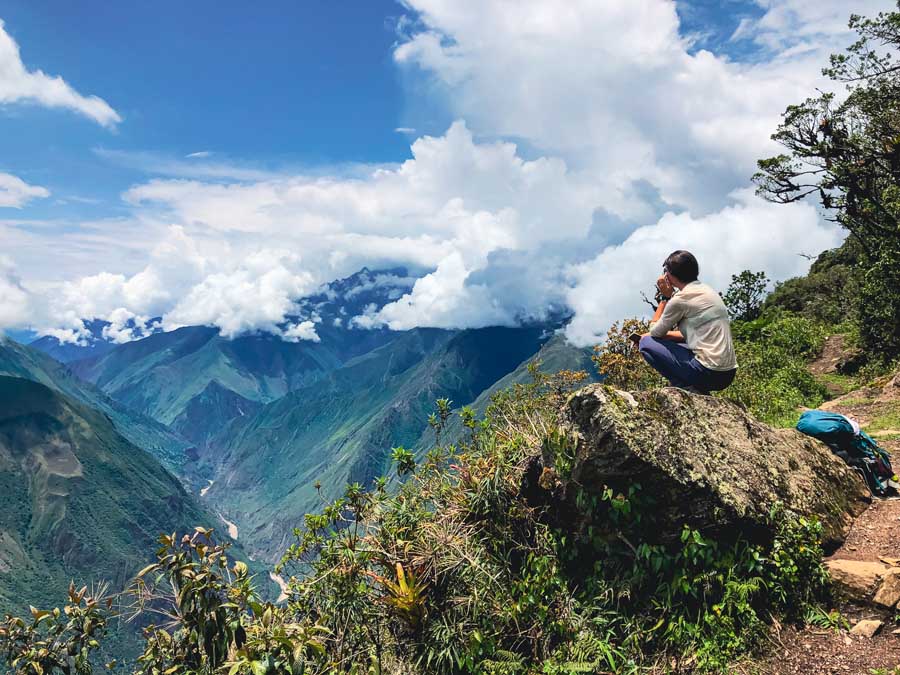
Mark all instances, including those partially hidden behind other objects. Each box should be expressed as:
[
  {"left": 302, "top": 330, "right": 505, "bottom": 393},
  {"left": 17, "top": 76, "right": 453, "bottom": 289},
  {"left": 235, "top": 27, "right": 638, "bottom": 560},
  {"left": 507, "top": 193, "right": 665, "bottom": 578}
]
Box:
[
  {"left": 342, "top": 270, "right": 416, "bottom": 299},
  {"left": 737, "top": 1, "right": 889, "bottom": 50},
  {"left": 96, "top": 148, "right": 275, "bottom": 181},
  {"left": 162, "top": 249, "right": 317, "bottom": 338},
  {"left": 0, "top": 19, "right": 120, "bottom": 128},
  {"left": 6, "top": 0, "right": 882, "bottom": 345},
  {"left": 283, "top": 319, "right": 320, "bottom": 343},
  {"left": 564, "top": 190, "right": 843, "bottom": 346},
  {"left": 0, "top": 172, "right": 49, "bottom": 207},
  {"left": 392, "top": 0, "right": 868, "bottom": 215},
  {"left": 101, "top": 308, "right": 158, "bottom": 344},
  {"left": 0, "top": 255, "right": 28, "bottom": 329}
]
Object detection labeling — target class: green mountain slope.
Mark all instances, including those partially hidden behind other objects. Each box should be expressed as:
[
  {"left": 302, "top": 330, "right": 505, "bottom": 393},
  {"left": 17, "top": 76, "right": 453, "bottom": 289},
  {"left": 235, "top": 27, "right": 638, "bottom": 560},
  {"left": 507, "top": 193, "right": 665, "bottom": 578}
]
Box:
[
  {"left": 58, "top": 269, "right": 414, "bottom": 452},
  {"left": 411, "top": 333, "right": 598, "bottom": 452},
  {"left": 0, "top": 337, "right": 192, "bottom": 472},
  {"left": 69, "top": 325, "right": 397, "bottom": 452},
  {"left": 0, "top": 375, "right": 212, "bottom": 617},
  {"left": 71, "top": 327, "right": 335, "bottom": 424},
  {"left": 200, "top": 326, "right": 558, "bottom": 561}
]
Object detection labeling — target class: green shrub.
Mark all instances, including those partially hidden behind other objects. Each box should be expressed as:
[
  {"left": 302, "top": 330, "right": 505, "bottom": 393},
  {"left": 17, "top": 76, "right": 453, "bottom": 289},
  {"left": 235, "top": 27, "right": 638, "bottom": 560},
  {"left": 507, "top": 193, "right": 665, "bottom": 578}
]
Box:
[
  {"left": 763, "top": 241, "right": 862, "bottom": 327},
  {"left": 591, "top": 318, "right": 665, "bottom": 391},
  {"left": 725, "top": 314, "right": 829, "bottom": 426},
  {"left": 857, "top": 244, "right": 900, "bottom": 366},
  {"left": 723, "top": 270, "right": 769, "bottom": 322}
]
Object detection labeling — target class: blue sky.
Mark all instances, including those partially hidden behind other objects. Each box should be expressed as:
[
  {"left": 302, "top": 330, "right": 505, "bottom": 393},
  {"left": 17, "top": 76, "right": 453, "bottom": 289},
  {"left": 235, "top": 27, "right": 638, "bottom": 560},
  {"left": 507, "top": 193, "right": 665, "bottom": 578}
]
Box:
[
  {"left": 0, "top": 0, "right": 772, "bottom": 218},
  {"left": 0, "top": 0, "right": 885, "bottom": 345},
  {"left": 0, "top": 1, "right": 417, "bottom": 222}
]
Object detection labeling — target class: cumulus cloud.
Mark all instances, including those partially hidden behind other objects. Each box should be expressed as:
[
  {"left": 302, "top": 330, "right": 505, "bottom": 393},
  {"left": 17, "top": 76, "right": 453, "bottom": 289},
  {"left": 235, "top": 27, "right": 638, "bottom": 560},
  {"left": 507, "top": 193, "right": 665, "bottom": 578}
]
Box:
[
  {"left": 0, "top": 172, "right": 49, "bottom": 208},
  {"left": 101, "top": 308, "right": 159, "bottom": 344},
  {"left": 283, "top": 319, "right": 321, "bottom": 343},
  {"left": 392, "top": 0, "right": 863, "bottom": 215},
  {"left": 0, "top": 255, "right": 28, "bottom": 329},
  {"left": 163, "top": 249, "right": 317, "bottom": 338},
  {"left": 0, "top": 19, "right": 120, "bottom": 128},
  {"left": 564, "top": 190, "right": 843, "bottom": 346},
  {"left": 7, "top": 0, "right": 880, "bottom": 345}
]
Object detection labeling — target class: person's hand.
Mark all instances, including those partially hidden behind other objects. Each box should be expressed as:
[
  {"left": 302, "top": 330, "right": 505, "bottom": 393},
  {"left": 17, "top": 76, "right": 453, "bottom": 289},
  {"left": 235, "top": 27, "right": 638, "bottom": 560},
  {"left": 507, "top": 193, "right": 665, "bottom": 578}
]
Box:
[{"left": 656, "top": 274, "right": 674, "bottom": 299}]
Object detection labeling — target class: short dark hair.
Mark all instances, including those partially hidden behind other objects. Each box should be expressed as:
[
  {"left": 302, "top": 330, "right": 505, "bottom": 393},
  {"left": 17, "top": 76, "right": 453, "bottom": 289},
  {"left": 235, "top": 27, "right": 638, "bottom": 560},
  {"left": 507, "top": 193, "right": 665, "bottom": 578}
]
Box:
[{"left": 663, "top": 250, "right": 699, "bottom": 283}]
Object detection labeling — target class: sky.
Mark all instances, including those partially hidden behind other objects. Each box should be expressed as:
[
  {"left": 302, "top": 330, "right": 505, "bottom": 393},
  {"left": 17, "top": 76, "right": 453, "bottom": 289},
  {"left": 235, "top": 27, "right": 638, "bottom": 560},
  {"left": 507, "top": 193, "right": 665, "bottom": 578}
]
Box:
[{"left": 0, "top": 0, "right": 892, "bottom": 346}]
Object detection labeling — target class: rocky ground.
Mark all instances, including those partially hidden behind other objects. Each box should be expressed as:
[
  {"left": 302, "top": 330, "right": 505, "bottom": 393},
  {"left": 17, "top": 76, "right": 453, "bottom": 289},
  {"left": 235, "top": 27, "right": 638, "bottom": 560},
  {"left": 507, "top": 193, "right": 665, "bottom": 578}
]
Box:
[{"left": 749, "top": 340, "right": 900, "bottom": 675}]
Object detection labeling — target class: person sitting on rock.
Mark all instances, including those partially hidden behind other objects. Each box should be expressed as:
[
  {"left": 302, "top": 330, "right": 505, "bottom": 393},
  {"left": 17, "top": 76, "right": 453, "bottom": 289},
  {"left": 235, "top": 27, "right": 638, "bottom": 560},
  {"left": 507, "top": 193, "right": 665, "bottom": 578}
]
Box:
[{"left": 636, "top": 250, "right": 738, "bottom": 394}]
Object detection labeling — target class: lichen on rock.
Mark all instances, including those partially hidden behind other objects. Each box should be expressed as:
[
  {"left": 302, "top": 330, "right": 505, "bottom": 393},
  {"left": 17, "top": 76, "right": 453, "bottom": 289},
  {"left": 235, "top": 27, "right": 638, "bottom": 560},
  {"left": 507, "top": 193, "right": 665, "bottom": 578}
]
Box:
[{"left": 544, "top": 384, "right": 871, "bottom": 550}]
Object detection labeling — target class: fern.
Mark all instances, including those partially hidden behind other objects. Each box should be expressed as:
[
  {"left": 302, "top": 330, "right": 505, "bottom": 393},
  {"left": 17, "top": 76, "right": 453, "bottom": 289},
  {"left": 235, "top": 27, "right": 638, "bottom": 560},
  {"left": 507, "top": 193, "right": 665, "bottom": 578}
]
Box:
[{"left": 480, "top": 650, "right": 526, "bottom": 675}]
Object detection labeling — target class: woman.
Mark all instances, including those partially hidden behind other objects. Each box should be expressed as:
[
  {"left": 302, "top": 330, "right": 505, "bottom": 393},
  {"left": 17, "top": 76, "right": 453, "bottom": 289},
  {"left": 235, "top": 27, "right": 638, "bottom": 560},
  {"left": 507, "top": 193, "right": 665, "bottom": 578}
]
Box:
[{"left": 637, "top": 250, "right": 737, "bottom": 394}]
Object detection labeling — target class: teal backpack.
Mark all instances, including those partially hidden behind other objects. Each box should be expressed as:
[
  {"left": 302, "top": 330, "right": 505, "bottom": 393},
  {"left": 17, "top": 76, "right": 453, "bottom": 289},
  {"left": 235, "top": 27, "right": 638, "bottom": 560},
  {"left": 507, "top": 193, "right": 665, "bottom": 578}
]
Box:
[{"left": 797, "top": 409, "right": 896, "bottom": 497}]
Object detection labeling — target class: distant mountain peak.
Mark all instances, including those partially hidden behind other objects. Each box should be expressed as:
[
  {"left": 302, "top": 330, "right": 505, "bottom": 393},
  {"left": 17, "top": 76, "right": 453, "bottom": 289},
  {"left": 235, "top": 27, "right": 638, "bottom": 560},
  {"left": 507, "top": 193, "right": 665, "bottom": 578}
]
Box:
[
  {"left": 29, "top": 316, "right": 163, "bottom": 364},
  {"left": 294, "top": 267, "right": 418, "bottom": 325}
]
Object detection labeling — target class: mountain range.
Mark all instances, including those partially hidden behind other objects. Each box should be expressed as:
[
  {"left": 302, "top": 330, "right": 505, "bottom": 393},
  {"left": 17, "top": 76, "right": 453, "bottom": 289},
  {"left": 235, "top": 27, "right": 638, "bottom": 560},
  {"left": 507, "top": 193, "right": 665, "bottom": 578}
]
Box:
[{"left": 1, "top": 267, "right": 594, "bottom": 610}]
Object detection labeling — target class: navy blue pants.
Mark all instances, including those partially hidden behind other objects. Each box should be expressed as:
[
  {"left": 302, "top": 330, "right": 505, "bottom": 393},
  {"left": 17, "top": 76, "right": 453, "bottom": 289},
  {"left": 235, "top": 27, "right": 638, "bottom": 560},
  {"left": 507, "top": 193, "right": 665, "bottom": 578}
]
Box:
[{"left": 638, "top": 336, "right": 736, "bottom": 394}]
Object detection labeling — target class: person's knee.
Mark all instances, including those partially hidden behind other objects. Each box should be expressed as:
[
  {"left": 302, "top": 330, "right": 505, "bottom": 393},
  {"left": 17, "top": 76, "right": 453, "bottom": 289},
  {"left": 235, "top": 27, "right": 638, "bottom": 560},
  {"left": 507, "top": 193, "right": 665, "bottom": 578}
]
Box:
[{"left": 638, "top": 334, "right": 656, "bottom": 355}]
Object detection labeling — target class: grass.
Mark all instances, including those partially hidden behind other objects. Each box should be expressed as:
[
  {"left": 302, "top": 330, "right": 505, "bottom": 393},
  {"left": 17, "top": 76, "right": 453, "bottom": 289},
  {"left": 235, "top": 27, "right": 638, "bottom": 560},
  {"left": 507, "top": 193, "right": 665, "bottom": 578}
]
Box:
[
  {"left": 865, "top": 403, "right": 900, "bottom": 440},
  {"left": 816, "top": 372, "right": 862, "bottom": 398}
]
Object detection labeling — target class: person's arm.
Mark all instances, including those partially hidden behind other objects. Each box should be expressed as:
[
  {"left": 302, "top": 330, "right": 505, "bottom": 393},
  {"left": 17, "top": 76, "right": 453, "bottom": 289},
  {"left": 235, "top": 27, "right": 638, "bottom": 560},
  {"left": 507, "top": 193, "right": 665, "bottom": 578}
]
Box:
[
  {"left": 648, "top": 301, "right": 685, "bottom": 341},
  {"left": 646, "top": 275, "right": 685, "bottom": 341}
]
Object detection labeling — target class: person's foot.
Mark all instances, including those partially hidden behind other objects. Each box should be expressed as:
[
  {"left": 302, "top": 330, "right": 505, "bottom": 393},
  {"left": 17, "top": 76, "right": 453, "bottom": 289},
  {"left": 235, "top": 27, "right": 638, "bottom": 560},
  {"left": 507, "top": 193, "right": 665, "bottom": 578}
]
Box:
[{"left": 683, "top": 385, "right": 708, "bottom": 395}]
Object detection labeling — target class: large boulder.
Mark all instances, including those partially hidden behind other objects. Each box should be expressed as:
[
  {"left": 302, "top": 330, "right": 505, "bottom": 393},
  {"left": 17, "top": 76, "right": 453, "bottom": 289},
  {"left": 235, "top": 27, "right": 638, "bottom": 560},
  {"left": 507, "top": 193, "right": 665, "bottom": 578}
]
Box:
[{"left": 545, "top": 385, "right": 870, "bottom": 550}]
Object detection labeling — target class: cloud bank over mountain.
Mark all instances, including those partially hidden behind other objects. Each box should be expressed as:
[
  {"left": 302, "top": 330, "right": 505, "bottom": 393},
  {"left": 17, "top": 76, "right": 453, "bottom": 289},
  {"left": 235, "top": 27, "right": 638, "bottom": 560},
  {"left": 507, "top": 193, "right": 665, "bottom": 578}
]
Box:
[{"left": 3, "top": 0, "right": 880, "bottom": 345}]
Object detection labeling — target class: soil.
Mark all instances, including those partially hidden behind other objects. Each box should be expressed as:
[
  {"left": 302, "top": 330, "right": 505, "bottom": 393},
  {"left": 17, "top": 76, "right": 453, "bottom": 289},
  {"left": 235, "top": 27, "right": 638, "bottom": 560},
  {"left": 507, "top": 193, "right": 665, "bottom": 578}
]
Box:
[
  {"left": 749, "top": 496, "right": 900, "bottom": 675},
  {"left": 748, "top": 357, "right": 900, "bottom": 675},
  {"left": 751, "top": 623, "right": 900, "bottom": 675},
  {"left": 810, "top": 335, "right": 856, "bottom": 377}
]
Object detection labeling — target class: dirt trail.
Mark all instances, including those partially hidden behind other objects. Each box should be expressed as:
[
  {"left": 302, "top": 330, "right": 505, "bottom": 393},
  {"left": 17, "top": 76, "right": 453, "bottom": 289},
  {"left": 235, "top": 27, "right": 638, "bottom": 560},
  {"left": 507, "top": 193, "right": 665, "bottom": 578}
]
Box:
[{"left": 752, "top": 357, "right": 900, "bottom": 674}]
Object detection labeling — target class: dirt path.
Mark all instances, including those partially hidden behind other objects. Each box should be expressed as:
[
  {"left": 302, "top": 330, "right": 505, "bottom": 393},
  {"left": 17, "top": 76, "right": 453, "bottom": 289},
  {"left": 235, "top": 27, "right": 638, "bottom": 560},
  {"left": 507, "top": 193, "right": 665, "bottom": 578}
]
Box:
[
  {"left": 751, "top": 360, "right": 900, "bottom": 674},
  {"left": 752, "top": 498, "right": 900, "bottom": 675},
  {"left": 809, "top": 335, "right": 855, "bottom": 384}
]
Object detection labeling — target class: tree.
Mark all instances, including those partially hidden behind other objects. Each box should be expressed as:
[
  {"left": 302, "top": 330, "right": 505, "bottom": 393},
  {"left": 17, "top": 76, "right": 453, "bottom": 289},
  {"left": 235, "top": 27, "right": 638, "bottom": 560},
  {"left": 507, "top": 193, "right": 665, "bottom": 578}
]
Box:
[
  {"left": 723, "top": 270, "right": 770, "bottom": 322},
  {"left": 754, "top": 5, "right": 900, "bottom": 361},
  {"left": 753, "top": 7, "right": 900, "bottom": 251}
]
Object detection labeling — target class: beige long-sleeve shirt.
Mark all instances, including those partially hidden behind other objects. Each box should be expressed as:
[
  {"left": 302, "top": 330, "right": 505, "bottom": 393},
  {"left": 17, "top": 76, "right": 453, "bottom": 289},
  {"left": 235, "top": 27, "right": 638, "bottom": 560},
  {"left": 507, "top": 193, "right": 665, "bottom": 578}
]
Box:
[{"left": 649, "top": 281, "right": 738, "bottom": 371}]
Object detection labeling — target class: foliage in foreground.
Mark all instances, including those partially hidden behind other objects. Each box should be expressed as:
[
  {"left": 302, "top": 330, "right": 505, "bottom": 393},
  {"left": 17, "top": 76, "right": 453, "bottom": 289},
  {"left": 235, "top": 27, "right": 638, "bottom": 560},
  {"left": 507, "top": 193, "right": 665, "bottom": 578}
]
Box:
[
  {"left": 592, "top": 318, "right": 664, "bottom": 392},
  {"left": 0, "top": 368, "right": 832, "bottom": 674},
  {"left": 272, "top": 373, "right": 831, "bottom": 674}
]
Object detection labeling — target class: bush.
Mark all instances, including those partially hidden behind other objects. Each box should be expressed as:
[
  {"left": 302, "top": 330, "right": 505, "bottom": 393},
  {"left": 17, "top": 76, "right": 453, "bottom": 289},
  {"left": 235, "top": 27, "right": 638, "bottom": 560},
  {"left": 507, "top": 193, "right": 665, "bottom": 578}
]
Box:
[
  {"left": 723, "top": 271, "right": 769, "bottom": 322},
  {"left": 725, "top": 314, "right": 829, "bottom": 427},
  {"left": 592, "top": 318, "right": 665, "bottom": 391},
  {"left": 763, "top": 241, "right": 862, "bottom": 327},
  {"left": 857, "top": 244, "right": 900, "bottom": 366}
]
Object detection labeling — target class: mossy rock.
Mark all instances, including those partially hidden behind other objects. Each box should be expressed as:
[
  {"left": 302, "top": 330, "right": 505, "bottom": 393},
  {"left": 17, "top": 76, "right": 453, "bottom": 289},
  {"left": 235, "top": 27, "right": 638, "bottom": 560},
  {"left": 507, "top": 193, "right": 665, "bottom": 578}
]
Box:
[{"left": 549, "top": 384, "right": 870, "bottom": 551}]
